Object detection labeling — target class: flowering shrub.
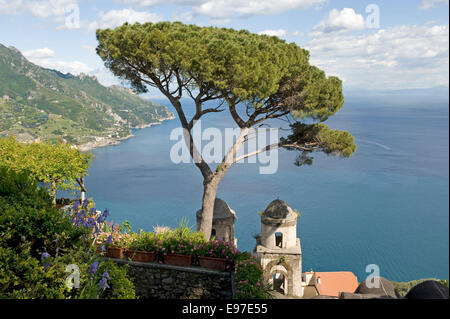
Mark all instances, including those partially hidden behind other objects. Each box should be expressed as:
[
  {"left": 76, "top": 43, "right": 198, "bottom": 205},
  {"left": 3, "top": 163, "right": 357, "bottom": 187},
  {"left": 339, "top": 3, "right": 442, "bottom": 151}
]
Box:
[
  {"left": 70, "top": 199, "right": 109, "bottom": 235},
  {"left": 234, "top": 255, "right": 271, "bottom": 299},
  {"left": 77, "top": 259, "right": 135, "bottom": 299},
  {"left": 0, "top": 169, "right": 136, "bottom": 299},
  {"left": 161, "top": 236, "right": 196, "bottom": 255},
  {"left": 128, "top": 232, "right": 158, "bottom": 251},
  {"left": 194, "top": 239, "right": 239, "bottom": 262},
  {"left": 94, "top": 227, "right": 133, "bottom": 249}
]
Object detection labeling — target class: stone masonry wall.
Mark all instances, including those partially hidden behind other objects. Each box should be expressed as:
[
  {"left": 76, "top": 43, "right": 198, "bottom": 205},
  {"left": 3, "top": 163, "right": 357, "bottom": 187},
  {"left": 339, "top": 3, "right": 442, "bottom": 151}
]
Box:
[{"left": 111, "top": 258, "right": 233, "bottom": 299}]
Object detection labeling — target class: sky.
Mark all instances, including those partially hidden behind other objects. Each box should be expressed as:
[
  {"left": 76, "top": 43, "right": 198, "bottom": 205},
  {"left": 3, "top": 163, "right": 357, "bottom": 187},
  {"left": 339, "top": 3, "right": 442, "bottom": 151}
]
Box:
[{"left": 0, "top": 0, "right": 449, "bottom": 95}]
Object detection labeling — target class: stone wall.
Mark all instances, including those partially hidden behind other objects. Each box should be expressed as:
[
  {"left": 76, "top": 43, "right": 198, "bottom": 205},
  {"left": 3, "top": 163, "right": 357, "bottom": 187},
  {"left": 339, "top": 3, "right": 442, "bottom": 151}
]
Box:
[{"left": 110, "top": 258, "right": 234, "bottom": 299}]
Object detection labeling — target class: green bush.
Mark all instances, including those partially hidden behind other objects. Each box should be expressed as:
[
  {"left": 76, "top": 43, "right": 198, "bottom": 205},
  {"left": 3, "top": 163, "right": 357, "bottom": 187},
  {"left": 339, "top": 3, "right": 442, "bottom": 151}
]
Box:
[
  {"left": 0, "top": 166, "right": 50, "bottom": 208},
  {"left": 0, "top": 167, "right": 88, "bottom": 258},
  {"left": 0, "top": 241, "right": 70, "bottom": 298},
  {"left": 233, "top": 254, "right": 272, "bottom": 299},
  {"left": 0, "top": 168, "right": 136, "bottom": 299},
  {"left": 98, "top": 261, "right": 136, "bottom": 299}
]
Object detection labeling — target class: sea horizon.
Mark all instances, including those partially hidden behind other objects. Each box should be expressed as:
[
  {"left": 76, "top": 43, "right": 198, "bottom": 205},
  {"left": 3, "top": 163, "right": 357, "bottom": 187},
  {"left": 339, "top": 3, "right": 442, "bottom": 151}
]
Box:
[{"left": 81, "top": 91, "right": 449, "bottom": 283}]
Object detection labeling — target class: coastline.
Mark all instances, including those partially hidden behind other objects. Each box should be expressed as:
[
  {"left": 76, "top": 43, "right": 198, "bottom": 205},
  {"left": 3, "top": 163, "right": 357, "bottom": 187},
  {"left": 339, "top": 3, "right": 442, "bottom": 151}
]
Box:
[{"left": 77, "top": 114, "right": 175, "bottom": 152}]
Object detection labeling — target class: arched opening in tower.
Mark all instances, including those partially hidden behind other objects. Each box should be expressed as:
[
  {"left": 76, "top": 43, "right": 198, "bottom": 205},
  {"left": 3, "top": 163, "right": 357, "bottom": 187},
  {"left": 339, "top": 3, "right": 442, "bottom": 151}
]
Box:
[
  {"left": 273, "top": 273, "right": 286, "bottom": 294},
  {"left": 275, "top": 232, "right": 283, "bottom": 248}
]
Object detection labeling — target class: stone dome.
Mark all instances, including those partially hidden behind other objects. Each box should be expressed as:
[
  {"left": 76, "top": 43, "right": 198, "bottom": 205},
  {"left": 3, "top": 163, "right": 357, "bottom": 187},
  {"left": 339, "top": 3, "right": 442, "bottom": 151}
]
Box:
[
  {"left": 196, "top": 198, "right": 236, "bottom": 220},
  {"left": 354, "top": 276, "right": 397, "bottom": 298},
  {"left": 262, "top": 199, "right": 297, "bottom": 220}
]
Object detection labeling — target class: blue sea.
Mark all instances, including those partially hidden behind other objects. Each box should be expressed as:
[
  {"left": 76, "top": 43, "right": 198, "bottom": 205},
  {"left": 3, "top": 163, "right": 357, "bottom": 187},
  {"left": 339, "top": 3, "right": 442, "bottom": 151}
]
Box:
[{"left": 83, "top": 91, "right": 449, "bottom": 282}]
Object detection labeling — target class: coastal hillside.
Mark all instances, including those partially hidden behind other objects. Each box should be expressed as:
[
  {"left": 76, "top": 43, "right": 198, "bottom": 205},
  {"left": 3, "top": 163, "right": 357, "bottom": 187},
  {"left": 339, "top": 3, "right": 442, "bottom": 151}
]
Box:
[{"left": 0, "top": 43, "right": 174, "bottom": 149}]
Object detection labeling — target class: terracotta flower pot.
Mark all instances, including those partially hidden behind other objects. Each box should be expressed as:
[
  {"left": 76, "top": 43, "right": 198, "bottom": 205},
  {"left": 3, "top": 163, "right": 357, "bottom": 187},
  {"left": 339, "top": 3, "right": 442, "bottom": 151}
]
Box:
[
  {"left": 106, "top": 247, "right": 124, "bottom": 259},
  {"left": 126, "top": 250, "right": 156, "bottom": 263},
  {"left": 164, "top": 254, "right": 192, "bottom": 267},
  {"left": 198, "top": 256, "right": 227, "bottom": 271}
]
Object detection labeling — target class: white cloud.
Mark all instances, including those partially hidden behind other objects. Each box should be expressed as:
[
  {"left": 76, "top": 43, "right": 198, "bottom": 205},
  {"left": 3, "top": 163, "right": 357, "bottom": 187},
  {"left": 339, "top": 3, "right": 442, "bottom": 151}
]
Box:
[
  {"left": 171, "top": 10, "right": 195, "bottom": 23},
  {"left": 193, "top": 0, "right": 326, "bottom": 20},
  {"left": 23, "top": 47, "right": 92, "bottom": 75},
  {"left": 39, "top": 60, "right": 93, "bottom": 74},
  {"left": 259, "top": 29, "right": 288, "bottom": 37},
  {"left": 419, "top": 0, "right": 449, "bottom": 9},
  {"left": 117, "top": 0, "right": 205, "bottom": 6},
  {"left": 311, "top": 8, "right": 365, "bottom": 35},
  {"left": 306, "top": 24, "right": 449, "bottom": 89},
  {"left": 81, "top": 45, "right": 96, "bottom": 54},
  {"left": 87, "top": 9, "right": 162, "bottom": 31},
  {"left": 0, "top": 0, "right": 79, "bottom": 27},
  {"left": 88, "top": 67, "right": 121, "bottom": 87},
  {"left": 28, "top": 58, "right": 92, "bottom": 75},
  {"left": 2, "top": 0, "right": 324, "bottom": 25},
  {"left": 258, "top": 29, "right": 303, "bottom": 37},
  {"left": 25, "top": 0, "right": 76, "bottom": 19},
  {"left": 0, "top": 0, "right": 23, "bottom": 14},
  {"left": 23, "top": 47, "right": 55, "bottom": 59}
]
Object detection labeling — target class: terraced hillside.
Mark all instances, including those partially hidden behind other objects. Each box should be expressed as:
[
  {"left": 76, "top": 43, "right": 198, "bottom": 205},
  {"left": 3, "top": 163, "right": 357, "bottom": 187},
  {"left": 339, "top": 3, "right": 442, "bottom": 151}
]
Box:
[{"left": 0, "top": 44, "right": 173, "bottom": 148}]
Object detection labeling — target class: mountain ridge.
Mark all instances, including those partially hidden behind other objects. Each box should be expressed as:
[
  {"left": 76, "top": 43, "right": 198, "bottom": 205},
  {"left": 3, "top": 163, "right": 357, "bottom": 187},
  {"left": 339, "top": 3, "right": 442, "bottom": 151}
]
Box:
[{"left": 0, "top": 43, "right": 174, "bottom": 150}]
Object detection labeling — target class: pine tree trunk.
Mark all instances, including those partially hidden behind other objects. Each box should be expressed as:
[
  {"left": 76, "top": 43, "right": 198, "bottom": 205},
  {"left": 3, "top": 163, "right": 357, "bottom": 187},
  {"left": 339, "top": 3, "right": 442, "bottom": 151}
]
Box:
[
  {"left": 76, "top": 177, "right": 87, "bottom": 203},
  {"left": 197, "top": 127, "right": 249, "bottom": 240},
  {"left": 198, "top": 179, "right": 219, "bottom": 240}
]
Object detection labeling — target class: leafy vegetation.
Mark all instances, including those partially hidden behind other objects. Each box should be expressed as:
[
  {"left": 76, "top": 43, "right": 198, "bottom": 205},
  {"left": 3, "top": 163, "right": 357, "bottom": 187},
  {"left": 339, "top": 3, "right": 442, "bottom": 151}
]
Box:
[
  {"left": 0, "top": 167, "right": 136, "bottom": 299},
  {"left": 233, "top": 253, "right": 272, "bottom": 299},
  {"left": 0, "top": 136, "right": 92, "bottom": 203}
]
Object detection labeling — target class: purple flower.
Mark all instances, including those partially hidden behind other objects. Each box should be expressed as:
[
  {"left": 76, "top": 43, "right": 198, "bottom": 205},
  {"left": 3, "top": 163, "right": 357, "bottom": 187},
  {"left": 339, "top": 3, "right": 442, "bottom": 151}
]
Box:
[
  {"left": 89, "top": 261, "right": 99, "bottom": 277},
  {"left": 40, "top": 252, "right": 50, "bottom": 262},
  {"left": 106, "top": 235, "right": 113, "bottom": 244},
  {"left": 98, "top": 277, "right": 110, "bottom": 290},
  {"left": 102, "top": 271, "right": 111, "bottom": 280}
]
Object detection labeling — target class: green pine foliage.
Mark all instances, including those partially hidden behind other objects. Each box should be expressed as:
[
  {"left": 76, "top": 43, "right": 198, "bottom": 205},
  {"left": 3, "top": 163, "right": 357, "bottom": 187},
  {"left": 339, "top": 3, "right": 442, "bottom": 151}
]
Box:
[{"left": 96, "top": 21, "right": 356, "bottom": 165}]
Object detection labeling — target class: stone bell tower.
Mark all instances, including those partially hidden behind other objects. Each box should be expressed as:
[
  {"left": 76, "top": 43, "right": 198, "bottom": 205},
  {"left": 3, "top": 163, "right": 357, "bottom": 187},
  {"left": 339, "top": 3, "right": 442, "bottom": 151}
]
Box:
[
  {"left": 196, "top": 198, "right": 237, "bottom": 247},
  {"left": 255, "top": 199, "right": 303, "bottom": 297}
]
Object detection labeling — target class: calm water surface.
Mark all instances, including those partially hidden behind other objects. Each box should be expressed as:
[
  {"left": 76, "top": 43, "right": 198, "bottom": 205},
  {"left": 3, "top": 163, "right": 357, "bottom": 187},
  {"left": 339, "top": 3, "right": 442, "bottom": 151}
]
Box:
[{"left": 84, "top": 95, "right": 449, "bottom": 282}]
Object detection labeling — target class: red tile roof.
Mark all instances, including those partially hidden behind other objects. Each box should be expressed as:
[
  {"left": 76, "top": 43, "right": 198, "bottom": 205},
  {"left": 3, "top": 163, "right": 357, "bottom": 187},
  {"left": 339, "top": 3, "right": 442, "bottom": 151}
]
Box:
[{"left": 315, "top": 272, "right": 359, "bottom": 297}]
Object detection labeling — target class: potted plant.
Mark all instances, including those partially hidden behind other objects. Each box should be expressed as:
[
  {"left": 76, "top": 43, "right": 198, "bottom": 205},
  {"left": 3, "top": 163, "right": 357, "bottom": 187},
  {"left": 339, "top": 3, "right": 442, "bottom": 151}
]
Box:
[
  {"left": 96, "top": 224, "right": 132, "bottom": 259},
  {"left": 125, "top": 232, "right": 157, "bottom": 263},
  {"left": 161, "top": 236, "right": 194, "bottom": 267},
  {"left": 195, "top": 240, "right": 239, "bottom": 271},
  {"left": 158, "top": 219, "right": 206, "bottom": 267}
]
